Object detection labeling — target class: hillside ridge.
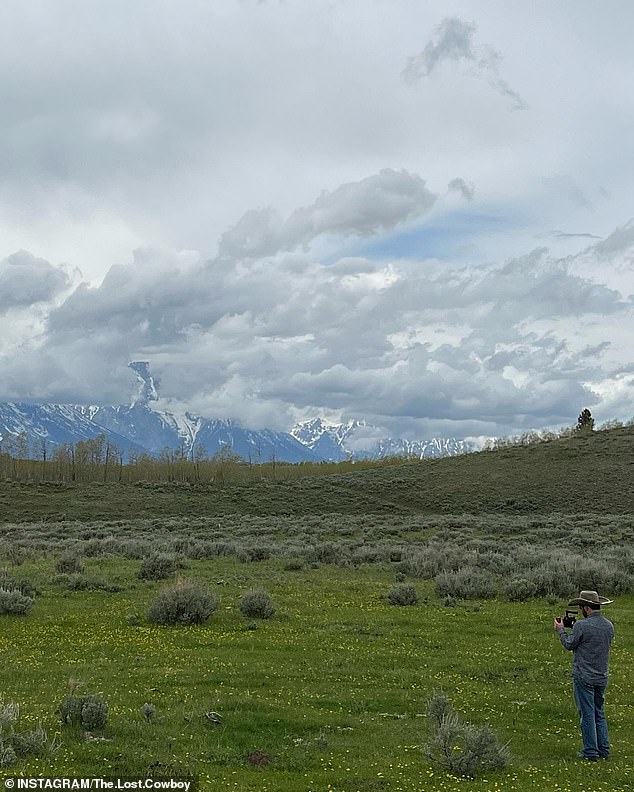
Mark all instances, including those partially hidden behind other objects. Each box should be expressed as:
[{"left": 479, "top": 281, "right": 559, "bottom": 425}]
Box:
[{"left": 1, "top": 424, "right": 632, "bottom": 521}]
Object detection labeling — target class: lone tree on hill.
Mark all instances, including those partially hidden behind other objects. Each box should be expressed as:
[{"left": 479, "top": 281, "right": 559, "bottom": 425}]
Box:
[{"left": 576, "top": 408, "right": 595, "bottom": 432}]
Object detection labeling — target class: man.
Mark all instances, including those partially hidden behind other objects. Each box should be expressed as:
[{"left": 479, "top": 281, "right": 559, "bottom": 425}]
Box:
[{"left": 554, "top": 590, "right": 615, "bottom": 761}]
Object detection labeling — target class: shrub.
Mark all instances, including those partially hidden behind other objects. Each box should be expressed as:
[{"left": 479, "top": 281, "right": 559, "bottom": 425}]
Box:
[
  {"left": 138, "top": 554, "right": 180, "bottom": 581},
  {"left": 58, "top": 694, "right": 108, "bottom": 731},
  {"left": 387, "top": 584, "right": 418, "bottom": 606},
  {"left": 0, "top": 574, "right": 36, "bottom": 599},
  {"left": 434, "top": 567, "right": 497, "bottom": 600},
  {"left": 423, "top": 693, "right": 510, "bottom": 778},
  {"left": 141, "top": 703, "right": 156, "bottom": 722},
  {"left": 10, "top": 723, "right": 58, "bottom": 756},
  {"left": 52, "top": 572, "right": 123, "bottom": 593},
  {"left": 398, "top": 546, "right": 468, "bottom": 579},
  {"left": 148, "top": 581, "right": 218, "bottom": 625},
  {"left": 306, "top": 543, "right": 339, "bottom": 565},
  {"left": 502, "top": 577, "right": 539, "bottom": 602},
  {"left": 203, "top": 542, "right": 238, "bottom": 558},
  {"left": 0, "top": 744, "right": 16, "bottom": 767},
  {"left": 0, "top": 588, "right": 33, "bottom": 616},
  {"left": 350, "top": 546, "right": 386, "bottom": 565},
  {"left": 426, "top": 691, "right": 452, "bottom": 726},
  {"left": 64, "top": 575, "right": 89, "bottom": 591},
  {"left": 237, "top": 545, "right": 272, "bottom": 563},
  {"left": 529, "top": 564, "right": 574, "bottom": 599},
  {"left": 472, "top": 550, "right": 517, "bottom": 577},
  {"left": 0, "top": 699, "right": 59, "bottom": 767},
  {"left": 283, "top": 559, "right": 304, "bottom": 571},
  {"left": 568, "top": 558, "right": 634, "bottom": 596},
  {"left": 607, "top": 570, "right": 634, "bottom": 595},
  {"left": 55, "top": 552, "right": 84, "bottom": 575},
  {"left": 80, "top": 697, "right": 109, "bottom": 731},
  {"left": 4, "top": 545, "right": 27, "bottom": 566},
  {"left": 239, "top": 589, "right": 275, "bottom": 620}
]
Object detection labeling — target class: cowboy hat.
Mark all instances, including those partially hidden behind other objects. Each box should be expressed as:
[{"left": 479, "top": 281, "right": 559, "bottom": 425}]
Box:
[{"left": 568, "top": 590, "right": 613, "bottom": 606}]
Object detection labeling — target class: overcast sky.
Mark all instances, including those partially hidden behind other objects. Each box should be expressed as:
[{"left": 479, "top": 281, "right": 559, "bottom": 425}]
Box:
[{"left": 1, "top": 0, "right": 633, "bottom": 441}]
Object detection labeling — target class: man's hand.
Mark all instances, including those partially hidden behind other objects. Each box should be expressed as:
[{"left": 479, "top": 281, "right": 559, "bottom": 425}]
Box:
[{"left": 554, "top": 617, "right": 564, "bottom": 632}]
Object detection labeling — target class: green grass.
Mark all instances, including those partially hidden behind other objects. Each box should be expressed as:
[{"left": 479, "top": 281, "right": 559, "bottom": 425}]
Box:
[
  {"left": 2, "top": 426, "right": 634, "bottom": 788},
  {"left": 0, "top": 554, "right": 633, "bottom": 790},
  {"left": 2, "top": 425, "right": 634, "bottom": 521}
]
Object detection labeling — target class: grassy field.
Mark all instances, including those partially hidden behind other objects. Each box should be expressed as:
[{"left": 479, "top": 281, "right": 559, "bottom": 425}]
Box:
[
  {"left": 1, "top": 552, "right": 633, "bottom": 791},
  {"left": 2, "top": 424, "right": 634, "bottom": 521},
  {"left": 1, "top": 427, "right": 634, "bottom": 790}
]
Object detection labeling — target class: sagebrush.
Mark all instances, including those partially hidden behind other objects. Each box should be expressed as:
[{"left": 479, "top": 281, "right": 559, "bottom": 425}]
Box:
[
  {"left": 148, "top": 581, "right": 219, "bottom": 625},
  {"left": 423, "top": 693, "right": 510, "bottom": 778}
]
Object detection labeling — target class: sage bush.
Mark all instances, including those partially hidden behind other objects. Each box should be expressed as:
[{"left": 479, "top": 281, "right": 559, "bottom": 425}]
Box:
[
  {"left": 239, "top": 589, "right": 275, "bottom": 620},
  {"left": 423, "top": 693, "right": 510, "bottom": 778},
  {"left": 148, "top": 581, "right": 219, "bottom": 625}
]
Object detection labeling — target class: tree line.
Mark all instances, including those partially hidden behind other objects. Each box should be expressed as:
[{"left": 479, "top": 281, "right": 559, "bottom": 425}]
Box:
[{"left": 0, "top": 432, "right": 405, "bottom": 485}]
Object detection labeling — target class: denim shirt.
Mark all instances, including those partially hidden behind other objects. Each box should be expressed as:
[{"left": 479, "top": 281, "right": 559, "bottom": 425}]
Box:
[{"left": 559, "top": 611, "right": 614, "bottom": 685}]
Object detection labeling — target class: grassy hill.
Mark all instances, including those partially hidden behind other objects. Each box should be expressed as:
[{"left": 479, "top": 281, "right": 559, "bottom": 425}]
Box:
[{"left": 1, "top": 424, "right": 633, "bottom": 521}]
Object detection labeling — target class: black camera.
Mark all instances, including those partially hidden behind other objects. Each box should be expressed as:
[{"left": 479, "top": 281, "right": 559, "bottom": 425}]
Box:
[{"left": 562, "top": 610, "right": 577, "bottom": 629}]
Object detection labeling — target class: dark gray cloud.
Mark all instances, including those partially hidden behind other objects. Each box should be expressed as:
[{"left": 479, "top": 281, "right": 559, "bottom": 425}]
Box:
[
  {"left": 0, "top": 251, "right": 69, "bottom": 313},
  {"left": 403, "top": 16, "right": 526, "bottom": 110},
  {"left": 448, "top": 177, "right": 475, "bottom": 200}
]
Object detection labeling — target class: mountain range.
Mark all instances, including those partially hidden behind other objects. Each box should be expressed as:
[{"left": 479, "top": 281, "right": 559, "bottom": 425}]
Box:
[
  {"left": 0, "top": 363, "right": 475, "bottom": 463},
  {"left": 0, "top": 402, "right": 476, "bottom": 464}
]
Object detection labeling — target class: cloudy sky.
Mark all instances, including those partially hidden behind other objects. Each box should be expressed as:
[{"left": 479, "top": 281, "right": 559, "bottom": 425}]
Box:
[{"left": 1, "top": 0, "right": 633, "bottom": 442}]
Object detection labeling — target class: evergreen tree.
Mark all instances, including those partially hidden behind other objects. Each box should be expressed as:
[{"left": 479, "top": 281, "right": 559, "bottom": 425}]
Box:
[{"left": 576, "top": 408, "right": 595, "bottom": 432}]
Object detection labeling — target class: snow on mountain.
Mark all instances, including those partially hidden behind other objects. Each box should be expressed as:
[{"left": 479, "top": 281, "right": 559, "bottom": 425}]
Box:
[
  {"left": 0, "top": 402, "right": 145, "bottom": 457},
  {"left": 170, "top": 412, "right": 204, "bottom": 449},
  {"left": 75, "top": 403, "right": 181, "bottom": 455},
  {"left": 290, "top": 417, "right": 473, "bottom": 461},
  {"left": 291, "top": 418, "right": 364, "bottom": 460},
  {"left": 72, "top": 404, "right": 314, "bottom": 462},
  {"left": 369, "top": 436, "right": 472, "bottom": 460},
  {"left": 1, "top": 363, "right": 473, "bottom": 464}
]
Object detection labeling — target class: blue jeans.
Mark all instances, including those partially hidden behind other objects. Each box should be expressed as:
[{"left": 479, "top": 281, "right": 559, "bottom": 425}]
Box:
[{"left": 573, "top": 679, "right": 609, "bottom": 759}]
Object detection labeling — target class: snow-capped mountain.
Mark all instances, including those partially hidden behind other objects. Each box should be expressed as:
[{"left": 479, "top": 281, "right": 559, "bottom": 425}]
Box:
[
  {"left": 0, "top": 362, "right": 474, "bottom": 464},
  {"left": 0, "top": 402, "right": 474, "bottom": 463},
  {"left": 290, "top": 417, "right": 473, "bottom": 461},
  {"left": 369, "top": 436, "right": 472, "bottom": 459},
  {"left": 73, "top": 403, "right": 314, "bottom": 462},
  {"left": 0, "top": 402, "right": 146, "bottom": 458},
  {"left": 290, "top": 418, "right": 364, "bottom": 460}
]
